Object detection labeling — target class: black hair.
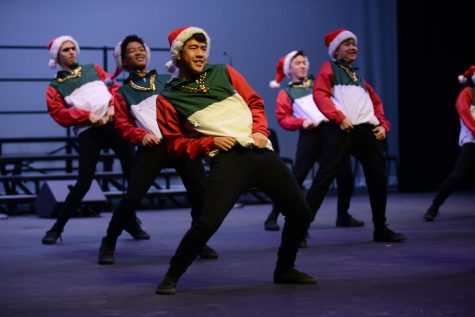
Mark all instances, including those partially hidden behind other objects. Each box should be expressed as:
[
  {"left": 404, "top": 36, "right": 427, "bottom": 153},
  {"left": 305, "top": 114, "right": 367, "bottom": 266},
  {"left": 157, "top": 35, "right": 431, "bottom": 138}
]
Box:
[
  {"left": 187, "top": 32, "right": 207, "bottom": 44},
  {"left": 120, "top": 34, "right": 146, "bottom": 62},
  {"left": 292, "top": 50, "right": 306, "bottom": 61}
]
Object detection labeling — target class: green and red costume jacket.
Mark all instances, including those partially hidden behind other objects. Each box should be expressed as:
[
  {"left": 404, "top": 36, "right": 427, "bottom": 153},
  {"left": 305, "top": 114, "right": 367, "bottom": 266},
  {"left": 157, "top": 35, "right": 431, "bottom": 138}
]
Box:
[
  {"left": 114, "top": 70, "right": 171, "bottom": 145},
  {"left": 276, "top": 76, "right": 329, "bottom": 131},
  {"left": 156, "top": 64, "right": 272, "bottom": 160},
  {"left": 456, "top": 86, "right": 475, "bottom": 146},
  {"left": 46, "top": 63, "right": 118, "bottom": 136},
  {"left": 313, "top": 60, "right": 390, "bottom": 132}
]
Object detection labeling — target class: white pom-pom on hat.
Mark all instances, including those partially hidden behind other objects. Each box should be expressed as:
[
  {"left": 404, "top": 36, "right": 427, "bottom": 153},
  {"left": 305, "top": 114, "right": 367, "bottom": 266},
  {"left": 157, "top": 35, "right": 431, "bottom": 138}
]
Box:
[
  {"left": 104, "top": 67, "right": 122, "bottom": 87},
  {"left": 458, "top": 75, "right": 467, "bottom": 84},
  {"left": 269, "top": 80, "right": 280, "bottom": 89},
  {"left": 165, "top": 60, "right": 177, "bottom": 74},
  {"left": 458, "top": 65, "right": 475, "bottom": 84},
  {"left": 48, "top": 59, "right": 57, "bottom": 69}
]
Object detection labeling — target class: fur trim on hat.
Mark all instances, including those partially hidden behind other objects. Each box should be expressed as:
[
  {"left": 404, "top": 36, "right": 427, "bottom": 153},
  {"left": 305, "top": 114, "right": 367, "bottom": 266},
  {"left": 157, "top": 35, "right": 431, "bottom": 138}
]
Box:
[
  {"left": 327, "top": 30, "right": 357, "bottom": 60},
  {"left": 169, "top": 27, "right": 210, "bottom": 62}
]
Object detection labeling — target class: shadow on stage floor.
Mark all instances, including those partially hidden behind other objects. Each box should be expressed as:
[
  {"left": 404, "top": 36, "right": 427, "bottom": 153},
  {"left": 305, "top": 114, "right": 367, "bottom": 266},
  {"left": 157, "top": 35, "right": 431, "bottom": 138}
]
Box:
[{"left": 1, "top": 191, "right": 474, "bottom": 317}]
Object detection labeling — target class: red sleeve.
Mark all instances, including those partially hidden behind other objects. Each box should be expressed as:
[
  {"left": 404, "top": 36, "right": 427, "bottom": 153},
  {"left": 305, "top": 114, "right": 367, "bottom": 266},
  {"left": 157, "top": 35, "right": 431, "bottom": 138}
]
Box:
[
  {"left": 313, "top": 61, "right": 346, "bottom": 124},
  {"left": 46, "top": 85, "right": 90, "bottom": 127},
  {"left": 275, "top": 89, "right": 303, "bottom": 131},
  {"left": 226, "top": 65, "right": 269, "bottom": 137},
  {"left": 93, "top": 64, "right": 119, "bottom": 97},
  {"left": 156, "top": 95, "right": 215, "bottom": 160},
  {"left": 364, "top": 81, "right": 391, "bottom": 132},
  {"left": 113, "top": 92, "right": 148, "bottom": 145},
  {"left": 456, "top": 87, "right": 475, "bottom": 134}
]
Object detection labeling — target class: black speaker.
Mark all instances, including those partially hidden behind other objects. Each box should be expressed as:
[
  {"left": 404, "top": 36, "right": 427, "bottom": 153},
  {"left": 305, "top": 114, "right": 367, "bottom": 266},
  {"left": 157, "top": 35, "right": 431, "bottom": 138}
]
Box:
[{"left": 35, "top": 180, "right": 107, "bottom": 218}]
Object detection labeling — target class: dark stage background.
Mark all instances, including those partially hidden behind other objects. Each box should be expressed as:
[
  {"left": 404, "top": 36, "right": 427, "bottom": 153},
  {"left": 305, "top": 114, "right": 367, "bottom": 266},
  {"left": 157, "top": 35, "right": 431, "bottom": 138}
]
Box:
[{"left": 398, "top": 1, "right": 475, "bottom": 191}]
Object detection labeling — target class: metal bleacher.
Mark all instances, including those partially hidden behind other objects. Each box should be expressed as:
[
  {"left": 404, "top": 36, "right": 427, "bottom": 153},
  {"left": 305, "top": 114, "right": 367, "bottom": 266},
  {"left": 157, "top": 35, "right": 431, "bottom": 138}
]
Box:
[{"left": 0, "top": 134, "right": 190, "bottom": 213}]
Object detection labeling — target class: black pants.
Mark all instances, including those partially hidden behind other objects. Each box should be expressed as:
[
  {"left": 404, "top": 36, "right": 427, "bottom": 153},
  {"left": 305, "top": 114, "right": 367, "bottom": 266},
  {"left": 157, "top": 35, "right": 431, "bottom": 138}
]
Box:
[
  {"left": 289, "top": 125, "right": 354, "bottom": 215},
  {"left": 106, "top": 143, "right": 207, "bottom": 240},
  {"left": 306, "top": 123, "right": 387, "bottom": 229},
  {"left": 54, "top": 123, "right": 135, "bottom": 230},
  {"left": 431, "top": 143, "right": 475, "bottom": 208},
  {"left": 167, "top": 147, "right": 312, "bottom": 277}
]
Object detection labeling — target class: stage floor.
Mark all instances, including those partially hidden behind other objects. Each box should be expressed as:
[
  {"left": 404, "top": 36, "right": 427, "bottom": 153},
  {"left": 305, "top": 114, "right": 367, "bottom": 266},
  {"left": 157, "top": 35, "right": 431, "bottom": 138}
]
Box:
[{"left": 1, "top": 191, "right": 474, "bottom": 317}]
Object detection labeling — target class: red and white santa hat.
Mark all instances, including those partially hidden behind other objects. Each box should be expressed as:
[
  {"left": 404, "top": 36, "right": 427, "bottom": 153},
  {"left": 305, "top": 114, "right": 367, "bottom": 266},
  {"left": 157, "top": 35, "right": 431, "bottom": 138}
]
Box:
[
  {"left": 165, "top": 26, "right": 210, "bottom": 74},
  {"left": 105, "top": 37, "right": 152, "bottom": 85},
  {"left": 324, "top": 28, "right": 357, "bottom": 59},
  {"left": 457, "top": 65, "right": 475, "bottom": 84},
  {"left": 47, "top": 35, "right": 79, "bottom": 69},
  {"left": 269, "top": 51, "right": 309, "bottom": 88}
]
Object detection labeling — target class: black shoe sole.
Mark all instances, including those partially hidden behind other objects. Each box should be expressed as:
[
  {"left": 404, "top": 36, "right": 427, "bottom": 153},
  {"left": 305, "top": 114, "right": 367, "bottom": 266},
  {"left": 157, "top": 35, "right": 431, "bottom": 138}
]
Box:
[
  {"left": 274, "top": 276, "right": 317, "bottom": 284},
  {"left": 156, "top": 288, "right": 176, "bottom": 295},
  {"left": 274, "top": 279, "right": 317, "bottom": 284},
  {"left": 41, "top": 240, "right": 57, "bottom": 245},
  {"left": 98, "top": 259, "right": 115, "bottom": 265},
  {"left": 374, "top": 236, "right": 407, "bottom": 243},
  {"left": 131, "top": 235, "right": 151, "bottom": 240}
]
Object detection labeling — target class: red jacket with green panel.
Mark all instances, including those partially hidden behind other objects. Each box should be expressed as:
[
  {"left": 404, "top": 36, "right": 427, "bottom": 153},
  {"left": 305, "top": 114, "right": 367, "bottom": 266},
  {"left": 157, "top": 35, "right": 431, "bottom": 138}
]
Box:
[
  {"left": 156, "top": 64, "right": 272, "bottom": 160},
  {"left": 313, "top": 60, "right": 390, "bottom": 132},
  {"left": 114, "top": 70, "right": 171, "bottom": 145},
  {"left": 46, "top": 64, "right": 118, "bottom": 136}
]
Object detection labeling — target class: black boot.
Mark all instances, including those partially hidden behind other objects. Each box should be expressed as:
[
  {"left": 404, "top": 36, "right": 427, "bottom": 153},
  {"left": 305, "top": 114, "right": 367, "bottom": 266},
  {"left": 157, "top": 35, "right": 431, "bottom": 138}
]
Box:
[
  {"left": 98, "top": 237, "right": 116, "bottom": 265},
  {"left": 423, "top": 205, "right": 439, "bottom": 222},
  {"left": 273, "top": 267, "right": 317, "bottom": 284},
  {"left": 264, "top": 209, "right": 280, "bottom": 231},
  {"left": 336, "top": 214, "right": 365, "bottom": 227},
  {"left": 123, "top": 217, "right": 150, "bottom": 240},
  {"left": 374, "top": 226, "right": 407, "bottom": 243},
  {"left": 156, "top": 274, "right": 179, "bottom": 295},
  {"left": 41, "top": 228, "right": 62, "bottom": 245}
]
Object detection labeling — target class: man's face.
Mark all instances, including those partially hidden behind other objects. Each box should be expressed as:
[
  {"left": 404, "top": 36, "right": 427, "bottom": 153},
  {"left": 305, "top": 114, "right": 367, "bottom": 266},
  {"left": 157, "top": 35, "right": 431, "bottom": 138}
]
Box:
[
  {"left": 178, "top": 38, "right": 208, "bottom": 77},
  {"left": 334, "top": 38, "right": 357, "bottom": 63},
  {"left": 123, "top": 41, "right": 148, "bottom": 72},
  {"left": 289, "top": 55, "right": 308, "bottom": 82},
  {"left": 57, "top": 41, "right": 78, "bottom": 69}
]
